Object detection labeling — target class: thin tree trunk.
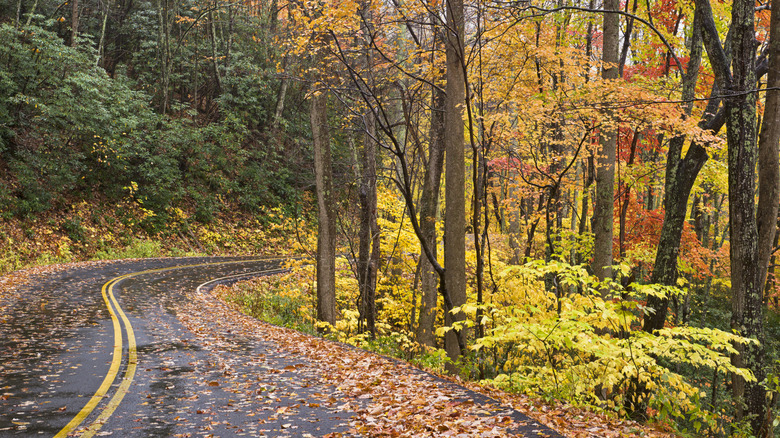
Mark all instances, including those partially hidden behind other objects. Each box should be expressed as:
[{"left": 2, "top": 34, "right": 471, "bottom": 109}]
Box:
[
  {"left": 643, "top": 4, "right": 708, "bottom": 333},
  {"left": 618, "top": 131, "right": 639, "bottom": 258},
  {"left": 97, "top": 0, "right": 111, "bottom": 67},
  {"left": 24, "top": 0, "right": 37, "bottom": 26},
  {"left": 272, "top": 56, "right": 289, "bottom": 131},
  {"left": 508, "top": 180, "right": 522, "bottom": 265},
  {"left": 158, "top": 0, "right": 171, "bottom": 114},
  {"left": 356, "top": 4, "right": 379, "bottom": 337},
  {"left": 192, "top": 45, "right": 198, "bottom": 111},
  {"left": 579, "top": 154, "right": 594, "bottom": 237},
  {"left": 617, "top": 0, "right": 638, "bottom": 78},
  {"left": 70, "top": 0, "right": 79, "bottom": 46},
  {"left": 570, "top": 163, "right": 580, "bottom": 264},
  {"left": 417, "top": 58, "right": 446, "bottom": 347},
  {"left": 357, "top": 111, "right": 379, "bottom": 336},
  {"left": 15, "top": 0, "right": 21, "bottom": 28},
  {"left": 208, "top": 5, "right": 222, "bottom": 95},
  {"left": 592, "top": 0, "right": 619, "bottom": 281},
  {"left": 310, "top": 88, "right": 337, "bottom": 326}
]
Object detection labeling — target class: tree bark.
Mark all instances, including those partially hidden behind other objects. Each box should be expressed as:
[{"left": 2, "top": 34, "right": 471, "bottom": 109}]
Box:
[
  {"left": 97, "top": 0, "right": 112, "bottom": 68},
  {"left": 757, "top": 0, "right": 780, "bottom": 305},
  {"left": 357, "top": 110, "right": 379, "bottom": 336},
  {"left": 208, "top": 4, "right": 222, "bottom": 96},
  {"left": 157, "top": 0, "right": 172, "bottom": 114},
  {"left": 444, "top": 0, "right": 467, "bottom": 366},
  {"left": 698, "top": 0, "right": 777, "bottom": 431},
  {"left": 417, "top": 67, "right": 446, "bottom": 347},
  {"left": 272, "top": 56, "right": 289, "bottom": 131},
  {"left": 356, "top": 4, "right": 379, "bottom": 337},
  {"left": 643, "top": 5, "right": 707, "bottom": 333},
  {"left": 24, "top": 0, "right": 37, "bottom": 26},
  {"left": 70, "top": 0, "right": 79, "bottom": 46},
  {"left": 15, "top": 0, "right": 21, "bottom": 28},
  {"left": 754, "top": 0, "right": 780, "bottom": 434},
  {"left": 592, "top": 0, "right": 619, "bottom": 281},
  {"left": 310, "top": 88, "right": 337, "bottom": 326},
  {"left": 618, "top": 131, "right": 639, "bottom": 258}
]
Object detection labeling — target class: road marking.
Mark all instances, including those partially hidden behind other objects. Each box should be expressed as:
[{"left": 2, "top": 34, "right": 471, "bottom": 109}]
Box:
[
  {"left": 54, "top": 276, "right": 125, "bottom": 438},
  {"left": 195, "top": 268, "right": 290, "bottom": 295},
  {"left": 81, "top": 277, "right": 138, "bottom": 437},
  {"left": 55, "top": 258, "right": 285, "bottom": 437}
]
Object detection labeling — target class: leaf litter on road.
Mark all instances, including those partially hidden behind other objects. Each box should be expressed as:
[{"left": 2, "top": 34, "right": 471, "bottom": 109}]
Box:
[
  {"left": 174, "top": 277, "right": 607, "bottom": 437},
  {"left": 1, "top": 261, "right": 680, "bottom": 437},
  {"left": 188, "top": 275, "right": 681, "bottom": 438}
]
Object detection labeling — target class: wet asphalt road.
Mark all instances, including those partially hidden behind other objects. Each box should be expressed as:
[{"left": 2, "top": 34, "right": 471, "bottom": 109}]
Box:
[
  {"left": 0, "top": 257, "right": 359, "bottom": 437},
  {"left": 1, "top": 257, "right": 566, "bottom": 438}
]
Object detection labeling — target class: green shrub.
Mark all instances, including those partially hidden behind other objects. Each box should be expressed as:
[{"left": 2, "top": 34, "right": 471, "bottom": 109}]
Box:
[
  {"left": 221, "top": 280, "right": 315, "bottom": 335},
  {"left": 94, "top": 239, "right": 162, "bottom": 260}
]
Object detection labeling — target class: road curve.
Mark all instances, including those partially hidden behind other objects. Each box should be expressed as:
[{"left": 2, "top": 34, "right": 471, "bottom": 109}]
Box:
[
  {"left": 1, "top": 257, "right": 564, "bottom": 437},
  {"left": 1, "top": 257, "right": 360, "bottom": 437}
]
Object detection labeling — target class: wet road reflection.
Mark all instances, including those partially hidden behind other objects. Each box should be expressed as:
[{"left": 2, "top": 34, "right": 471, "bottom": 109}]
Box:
[{"left": 0, "top": 257, "right": 360, "bottom": 437}]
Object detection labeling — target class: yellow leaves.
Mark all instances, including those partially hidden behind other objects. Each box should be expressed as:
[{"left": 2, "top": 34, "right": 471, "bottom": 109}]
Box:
[
  {"left": 434, "top": 326, "right": 452, "bottom": 337},
  {"left": 175, "top": 15, "right": 196, "bottom": 24},
  {"left": 470, "top": 259, "right": 755, "bottom": 425}
]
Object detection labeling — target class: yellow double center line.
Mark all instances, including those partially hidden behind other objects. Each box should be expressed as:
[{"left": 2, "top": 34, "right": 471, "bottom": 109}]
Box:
[{"left": 55, "top": 259, "right": 284, "bottom": 437}]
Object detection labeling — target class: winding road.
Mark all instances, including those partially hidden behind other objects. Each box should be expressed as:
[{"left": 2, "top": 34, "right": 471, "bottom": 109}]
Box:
[{"left": 0, "top": 257, "right": 563, "bottom": 437}]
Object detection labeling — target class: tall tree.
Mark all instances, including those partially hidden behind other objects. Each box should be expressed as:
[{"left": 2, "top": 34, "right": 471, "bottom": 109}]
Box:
[
  {"left": 310, "top": 78, "right": 337, "bottom": 326},
  {"left": 443, "top": 0, "right": 467, "bottom": 364},
  {"left": 356, "top": 0, "right": 380, "bottom": 337},
  {"left": 642, "top": 5, "right": 712, "bottom": 334},
  {"left": 417, "top": 38, "right": 446, "bottom": 347},
  {"left": 698, "top": 0, "right": 780, "bottom": 432},
  {"left": 591, "top": 0, "right": 619, "bottom": 280}
]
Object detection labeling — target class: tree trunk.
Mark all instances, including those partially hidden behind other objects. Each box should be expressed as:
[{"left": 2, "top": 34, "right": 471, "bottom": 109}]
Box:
[
  {"left": 592, "top": 0, "right": 619, "bottom": 280},
  {"left": 310, "top": 88, "right": 337, "bottom": 326},
  {"left": 357, "top": 5, "right": 379, "bottom": 337},
  {"left": 754, "top": 0, "right": 780, "bottom": 433},
  {"left": 357, "top": 110, "right": 379, "bottom": 336},
  {"left": 24, "top": 0, "right": 37, "bottom": 26},
  {"left": 417, "top": 67, "right": 446, "bottom": 347},
  {"left": 272, "top": 57, "right": 289, "bottom": 131},
  {"left": 507, "top": 189, "right": 521, "bottom": 265},
  {"left": 699, "top": 0, "right": 777, "bottom": 431},
  {"left": 618, "top": 131, "right": 639, "bottom": 258},
  {"left": 208, "top": 5, "right": 222, "bottom": 96},
  {"left": 158, "top": 0, "right": 171, "bottom": 114},
  {"left": 643, "top": 4, "right": 707, "bottom": 333},
  {"left": 70, "top": 0, "right": 79, "bottom": 46},
  {"left": 97, "top": 0, "right": 112, "bottom": 67},
  {"left": 578, "top": 154, "right": 594, "bottom": 237},
  {"left": 757, "top": 0, "right": 780, "bottom": 306},
  {"left": 444, "top": 0, "right": 467, "bottom": 366}
]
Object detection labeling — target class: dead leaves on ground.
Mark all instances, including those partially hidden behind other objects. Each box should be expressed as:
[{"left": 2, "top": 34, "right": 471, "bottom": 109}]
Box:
[{"left": 183, "top": 281, "right": 680, "bottom": 438}]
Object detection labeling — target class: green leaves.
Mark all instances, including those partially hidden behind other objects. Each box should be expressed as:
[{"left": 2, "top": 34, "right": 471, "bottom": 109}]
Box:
[{"left": 448, "top": 260, "right": 755, "bottom": 427}]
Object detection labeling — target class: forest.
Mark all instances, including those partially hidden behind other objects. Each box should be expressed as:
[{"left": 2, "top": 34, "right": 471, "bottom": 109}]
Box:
[{"left": 1, "top": 0, "right": 779, "bottom": 434}]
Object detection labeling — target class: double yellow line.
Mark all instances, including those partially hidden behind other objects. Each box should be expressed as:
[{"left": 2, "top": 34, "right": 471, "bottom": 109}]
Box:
[
  {"left": 54, "top": 271, "right": 138, "bottom": 438},
  {"left": 55, "top": 259, "right": 285, "bottom": 437}
]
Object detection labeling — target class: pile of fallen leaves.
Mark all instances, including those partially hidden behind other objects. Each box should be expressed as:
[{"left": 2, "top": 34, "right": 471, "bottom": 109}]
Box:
[
  {"left": 457, "top": 380, "right": 678, "bottom": 438},
  {"left": 188, "top": 277, "right": 680, "bottom": 438}
]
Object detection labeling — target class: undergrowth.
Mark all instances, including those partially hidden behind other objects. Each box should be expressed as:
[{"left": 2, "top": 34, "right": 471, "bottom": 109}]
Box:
[
  {"left": 0, "top": 201, "right": 316, "bottom": 275},
  {"left": 213, "top": 268, "right": 317, "bottom": 335},
  {"left": 215, "top": 252, "right": 757, "bottom": 437}
]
